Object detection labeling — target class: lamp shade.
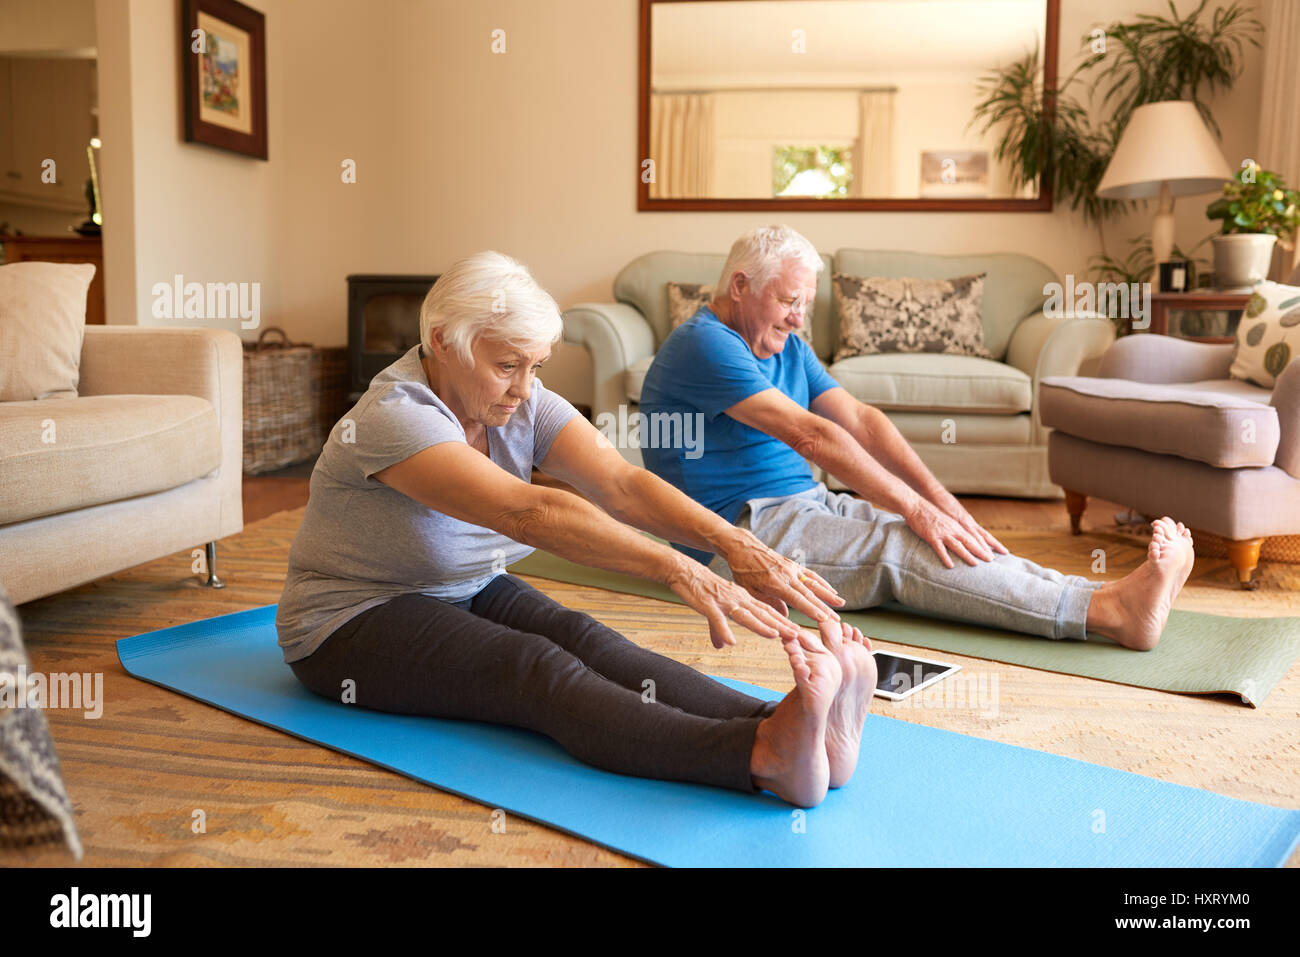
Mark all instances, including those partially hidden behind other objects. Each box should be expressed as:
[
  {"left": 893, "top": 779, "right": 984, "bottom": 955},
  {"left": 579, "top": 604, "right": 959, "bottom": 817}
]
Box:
[{"left": 1096, "top": 101, "right": 1232, "bottom": 200}]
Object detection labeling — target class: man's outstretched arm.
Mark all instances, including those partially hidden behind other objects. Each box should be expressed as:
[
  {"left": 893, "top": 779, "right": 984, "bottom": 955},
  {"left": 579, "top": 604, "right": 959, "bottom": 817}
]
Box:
[
  {"left": 809, "top": 386, "right": 1008, "bottom": 557},
  {"left": 810, "top": 386, "right": 950, "bottom": 502},
  {"left": 725, "top": 387, "right": 1000, "bottom": 568}
]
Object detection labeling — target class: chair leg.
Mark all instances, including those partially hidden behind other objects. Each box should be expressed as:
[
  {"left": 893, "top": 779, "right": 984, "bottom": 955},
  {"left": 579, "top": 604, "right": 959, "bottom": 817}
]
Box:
[
  {"left": 1063, "top": 490, "right": 1087, "bottom": 535},
  {"left": 203, "top": 541, "right": 225, "bottom": 589},
  {"left": 1224, "top": 537, "right": 1264, "bottom": 590}
]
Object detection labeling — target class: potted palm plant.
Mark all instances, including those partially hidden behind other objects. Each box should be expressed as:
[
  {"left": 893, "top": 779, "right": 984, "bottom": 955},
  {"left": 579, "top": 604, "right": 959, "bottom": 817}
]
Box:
[
  {"left": 1205, "top": 163, "right": 1300, "bottom": 289},
  {"left": 969, "top": 0, "right": 1262, "bottom": 295}
]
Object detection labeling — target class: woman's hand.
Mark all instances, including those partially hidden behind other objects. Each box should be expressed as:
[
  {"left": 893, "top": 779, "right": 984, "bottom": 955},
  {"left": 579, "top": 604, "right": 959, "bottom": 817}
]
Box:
[
  {"left": 720, "top": 532, "right": 845, "bottom": 624},
  {"left": 665, "top": 557, "right": 808, "bottom": 649}
]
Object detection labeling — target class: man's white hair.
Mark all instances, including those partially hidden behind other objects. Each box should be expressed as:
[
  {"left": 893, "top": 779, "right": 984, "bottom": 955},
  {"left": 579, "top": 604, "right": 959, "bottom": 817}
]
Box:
[
  {"left": 716, "top": 225, "right": 823, "bottom": 299},
  {"left": 419, "top": 251, "right": 563, "bottom": 366}
]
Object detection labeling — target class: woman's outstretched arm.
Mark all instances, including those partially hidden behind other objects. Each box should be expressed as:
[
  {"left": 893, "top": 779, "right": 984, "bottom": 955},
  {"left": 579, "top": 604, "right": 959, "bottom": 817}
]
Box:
[
  {"left": 374, "top": 440, "right": 807, "bottom": 648},
  {"left": 535, "top": 416, "right": 844, "bottom": 624}
]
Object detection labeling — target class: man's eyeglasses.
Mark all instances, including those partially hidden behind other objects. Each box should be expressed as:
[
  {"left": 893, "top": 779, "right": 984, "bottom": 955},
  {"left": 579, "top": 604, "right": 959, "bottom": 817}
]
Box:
[{"left": 771, "top": 293, "right": 809, "bottom": 317}]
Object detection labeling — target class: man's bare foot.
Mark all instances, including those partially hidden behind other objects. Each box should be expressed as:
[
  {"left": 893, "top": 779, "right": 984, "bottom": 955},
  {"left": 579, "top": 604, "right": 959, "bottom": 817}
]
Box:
[
  {"left": 819, "top": 619, "right": 878, "bottom": 788},
  {"left": 750, "top": 629, "right": 839, "bottom": 807},
  {"left": 1087, "top": 517, "right": 1194, "bottom": 650}
]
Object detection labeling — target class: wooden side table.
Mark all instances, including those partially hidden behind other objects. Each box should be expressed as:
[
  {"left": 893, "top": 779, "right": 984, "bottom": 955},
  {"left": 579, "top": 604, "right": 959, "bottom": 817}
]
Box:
[{"left": 1143, "top": 291, "right": 1251, "bottom": 343}]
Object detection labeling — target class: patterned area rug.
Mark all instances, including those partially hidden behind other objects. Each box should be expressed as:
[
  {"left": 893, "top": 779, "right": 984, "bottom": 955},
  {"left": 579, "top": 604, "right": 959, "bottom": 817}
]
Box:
[{"left": 5, "top": 504, "right": 1299, "bottom": 866}]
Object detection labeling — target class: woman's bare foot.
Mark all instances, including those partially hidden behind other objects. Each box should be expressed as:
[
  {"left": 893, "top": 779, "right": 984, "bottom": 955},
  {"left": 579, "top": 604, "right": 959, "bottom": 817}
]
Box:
[
  {"left": 819, "top": 619, "right": 878, "bottom": 788},
  {"left": 1087, "top": 517, "right": 1194, "bottom": 650},
  {"left": 750, "top": 628, "right": 840, "bottom": 807}
]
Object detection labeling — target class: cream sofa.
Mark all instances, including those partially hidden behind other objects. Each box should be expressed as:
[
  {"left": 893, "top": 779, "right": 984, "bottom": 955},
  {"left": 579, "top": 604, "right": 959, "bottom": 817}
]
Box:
[
  {"left": 563, "top": 249, "right": 1115, "bottom": 497},
  {"left": 0, "top": 327, "right": 244, "bottom": 605}
]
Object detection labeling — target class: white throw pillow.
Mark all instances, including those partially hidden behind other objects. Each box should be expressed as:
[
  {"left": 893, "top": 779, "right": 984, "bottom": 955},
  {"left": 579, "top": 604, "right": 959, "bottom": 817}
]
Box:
[
  {"left": 1229, "top": 280, "right": 1300, "bottom": 388},
  {"left": 0, "top": 261, "right": 96, "bottom": 401}
]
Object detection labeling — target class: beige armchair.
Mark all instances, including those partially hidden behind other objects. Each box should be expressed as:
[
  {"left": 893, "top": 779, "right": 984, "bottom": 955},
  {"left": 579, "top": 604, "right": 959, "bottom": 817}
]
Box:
[
  {"left": 0, "top": 327, "right": 244, "bottom": 604},
  {"left": 1041, "top": 334, "right": 1300, "bottom": 587}
]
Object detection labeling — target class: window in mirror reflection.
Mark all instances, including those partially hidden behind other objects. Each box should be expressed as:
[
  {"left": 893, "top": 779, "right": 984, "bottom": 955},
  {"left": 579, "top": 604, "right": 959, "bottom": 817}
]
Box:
[
  {"left": 774, "top": 145, "right": 852, "bottom": 197},
  {"left": 648, "top": 0, "right": 1047, "bottom": 202}
]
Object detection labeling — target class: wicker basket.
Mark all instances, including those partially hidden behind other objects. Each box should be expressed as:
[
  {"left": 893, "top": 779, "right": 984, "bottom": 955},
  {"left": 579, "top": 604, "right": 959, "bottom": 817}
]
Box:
[
  {"left": 1124, "top": 511, "right": 1300, "bottom": 564},
  {"left": 311, "top": 346, "right": 350, "bottom": 447},
  {"left": 242, "top": 328, "right": 320, "bottom": 474},
  {"left": 1191, "top": 530, "right": 1300, "bottom": 564}
]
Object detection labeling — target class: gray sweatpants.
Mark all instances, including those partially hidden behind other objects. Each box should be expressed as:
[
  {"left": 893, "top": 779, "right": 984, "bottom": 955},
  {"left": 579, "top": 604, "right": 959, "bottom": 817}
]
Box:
[{"left": 710, "top": 484, "right": 1102, "bottom": 640}]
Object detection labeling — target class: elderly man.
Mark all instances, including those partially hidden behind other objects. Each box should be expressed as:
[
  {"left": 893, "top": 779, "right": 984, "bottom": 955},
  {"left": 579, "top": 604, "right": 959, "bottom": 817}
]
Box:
[{"left": 639, "top": 226, "right": 1195, "bottom": 651}]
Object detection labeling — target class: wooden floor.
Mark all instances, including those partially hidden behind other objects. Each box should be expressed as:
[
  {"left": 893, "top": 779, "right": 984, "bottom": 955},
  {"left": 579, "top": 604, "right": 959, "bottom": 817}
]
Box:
[{"left": 6, "top": 476, "right": 1299, "bottom": 867}]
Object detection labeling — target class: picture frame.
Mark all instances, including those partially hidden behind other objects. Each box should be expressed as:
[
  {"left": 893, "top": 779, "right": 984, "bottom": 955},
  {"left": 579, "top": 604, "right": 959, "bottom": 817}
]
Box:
[
  {"left": 919, "top": 150, "right": 990, "bottom": 199},
  {"left": 181, "top": 0, "right": 268, "bottom": 160}
]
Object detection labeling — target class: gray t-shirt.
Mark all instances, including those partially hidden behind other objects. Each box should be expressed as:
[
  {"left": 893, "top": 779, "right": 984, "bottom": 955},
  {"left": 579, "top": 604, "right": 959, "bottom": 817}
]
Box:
[{"left": 275, "top": 345, "right": 582, "bottom": 663}]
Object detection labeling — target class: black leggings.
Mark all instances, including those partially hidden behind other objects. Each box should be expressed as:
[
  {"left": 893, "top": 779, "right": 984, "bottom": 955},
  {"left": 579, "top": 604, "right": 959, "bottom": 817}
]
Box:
[{"left": 288, "top": 574, "right": 780, "bottom": 793}]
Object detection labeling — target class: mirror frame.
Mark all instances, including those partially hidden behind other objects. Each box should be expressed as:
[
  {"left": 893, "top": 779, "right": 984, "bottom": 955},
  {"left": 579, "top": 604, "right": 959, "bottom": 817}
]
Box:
[{"left": 637, "top": 0, "right": 1059, "bottom": 212}]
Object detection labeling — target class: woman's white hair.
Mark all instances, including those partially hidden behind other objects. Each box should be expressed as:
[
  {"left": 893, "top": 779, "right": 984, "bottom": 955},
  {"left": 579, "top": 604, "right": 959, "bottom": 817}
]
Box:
[
  {"left": 419, "top": 250, "right": 563, "bottom": 366},
  {"left": 716, "top": 225, "right": 823, "bottom": 299}
]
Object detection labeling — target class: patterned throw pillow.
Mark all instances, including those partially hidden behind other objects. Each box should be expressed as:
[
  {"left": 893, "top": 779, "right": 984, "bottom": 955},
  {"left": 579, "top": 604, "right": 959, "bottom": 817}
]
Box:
[
  {"left": 667, "top": 282, "right": 714, "bottom": 330},
  {"left": 1229, "top": 280, "right": 1300, "bottom": 388},
  {"left": 666, "top": 281, "right": 814, "bottom": 344},
  {"left": 831, "top": 273, "right": 991, "bottom": 362}
]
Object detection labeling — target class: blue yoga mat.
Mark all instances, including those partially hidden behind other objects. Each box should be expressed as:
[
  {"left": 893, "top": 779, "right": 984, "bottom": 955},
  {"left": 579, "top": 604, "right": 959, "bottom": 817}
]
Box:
[{"left": 117, "top": 605, "right": 1300, "bottom": 867}]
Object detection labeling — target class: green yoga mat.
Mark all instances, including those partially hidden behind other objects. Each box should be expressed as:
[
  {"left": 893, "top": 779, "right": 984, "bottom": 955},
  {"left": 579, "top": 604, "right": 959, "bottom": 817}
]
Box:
[{"left": 509, "top": 551, "right": 1300, "bottom": 708}]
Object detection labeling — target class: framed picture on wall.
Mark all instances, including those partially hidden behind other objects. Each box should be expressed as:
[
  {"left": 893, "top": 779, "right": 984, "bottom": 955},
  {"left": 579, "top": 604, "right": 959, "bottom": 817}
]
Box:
[
  {"left": 181, "top": 0, "right": 268, "bottom": 160},
  {"left": 919, "top": 150, "right": 990, "bottom": 199}
]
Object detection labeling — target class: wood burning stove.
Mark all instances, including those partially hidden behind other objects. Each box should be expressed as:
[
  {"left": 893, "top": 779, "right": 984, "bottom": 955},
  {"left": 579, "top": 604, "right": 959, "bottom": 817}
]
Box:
[{"left": 346, "top": 273, "right": 439, "bottom": 400}]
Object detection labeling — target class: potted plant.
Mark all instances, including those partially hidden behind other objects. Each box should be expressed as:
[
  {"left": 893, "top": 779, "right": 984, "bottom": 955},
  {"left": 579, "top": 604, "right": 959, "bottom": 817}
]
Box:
[
  {"left": 1090, "top": 234, "right": 1212, "bottom": 336},
  {"left": 1205, "top": 163, "right": 1300, "bottom": 289},
  {"left": 970, "top": 0, "right": 1261, "bottom": 267}
]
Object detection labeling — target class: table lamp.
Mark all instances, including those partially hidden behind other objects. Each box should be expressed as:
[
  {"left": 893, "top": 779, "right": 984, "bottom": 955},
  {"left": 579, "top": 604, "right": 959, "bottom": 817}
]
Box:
[{"left": 1095, "top": 101, "right": 1232, "bottom": 287}]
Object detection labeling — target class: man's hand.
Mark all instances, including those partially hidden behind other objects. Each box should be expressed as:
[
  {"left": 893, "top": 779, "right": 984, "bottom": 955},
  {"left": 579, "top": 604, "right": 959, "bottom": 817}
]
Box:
[
  {"left": 901, "top": 496, "right": 999, "bottom": 569},
  {"left": 930, "top": 489, "right": 1009, "bottom": 558},
  {"left": 721, "top": 532, "right": 845, "bottom": 623}
]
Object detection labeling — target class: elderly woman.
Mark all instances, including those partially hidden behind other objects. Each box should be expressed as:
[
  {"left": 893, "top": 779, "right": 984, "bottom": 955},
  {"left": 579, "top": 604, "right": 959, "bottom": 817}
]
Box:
[{"left": 276, "top": 251, "right": 878, "bottom": 808}]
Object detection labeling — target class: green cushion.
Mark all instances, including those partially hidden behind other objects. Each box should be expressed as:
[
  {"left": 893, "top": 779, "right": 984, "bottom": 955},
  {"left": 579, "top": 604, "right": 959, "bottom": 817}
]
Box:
[
  {"left": 883, "top": 410, "right": 1032, "bottom": 445},
  {"left": 830, "top": 352, "right": 1033, "bottom": 414}
]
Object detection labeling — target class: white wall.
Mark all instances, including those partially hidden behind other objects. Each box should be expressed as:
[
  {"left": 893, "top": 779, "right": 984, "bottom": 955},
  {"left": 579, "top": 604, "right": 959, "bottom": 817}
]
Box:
[
  {"left": 0, "top": 202, "right": 82, "bottom": 234},
  {"left": 0, "top": 3, "right": 98, "bottom": 239},
  {"left": 0, "top": 0, "right": 97, "bottom": 55},
  {"left": 0, "top": 55, "right": 99, "bottom": 237},
  {"left": 891, "top": 78, "right": 1018, "bottom": 198},
  {"left": 93, "top": 0, "right": 135, "bottom": 328},
  {"left": 96, "top": 0, "right": 280, "bottom": 334},
  {"left": 95, "top": 0, "right": 1268, "bottom": 405}
]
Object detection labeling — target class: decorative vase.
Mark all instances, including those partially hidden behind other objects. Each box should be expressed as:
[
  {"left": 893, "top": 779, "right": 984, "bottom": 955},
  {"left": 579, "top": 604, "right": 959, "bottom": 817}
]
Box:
[{"left": 1211, "top": 233, "right": 1277, "bottom": 290}]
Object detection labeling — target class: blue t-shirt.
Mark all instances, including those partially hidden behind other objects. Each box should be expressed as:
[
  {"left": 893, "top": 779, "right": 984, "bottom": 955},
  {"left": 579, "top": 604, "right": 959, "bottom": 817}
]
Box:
[{"left": 639, "top": 306, "right": 840, "bottom": 564}]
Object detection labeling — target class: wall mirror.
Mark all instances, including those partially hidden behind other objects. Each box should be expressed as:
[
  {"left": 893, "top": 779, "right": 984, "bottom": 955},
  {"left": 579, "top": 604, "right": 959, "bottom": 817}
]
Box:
[{"left": 638, "top": 0, "right": 1058, "bottom": 211}]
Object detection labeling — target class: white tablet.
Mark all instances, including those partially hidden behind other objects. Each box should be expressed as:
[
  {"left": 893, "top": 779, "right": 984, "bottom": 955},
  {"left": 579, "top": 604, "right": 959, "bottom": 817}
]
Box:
[{"left": 872, "top": 649, "right": 961, "bottom": 701}]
